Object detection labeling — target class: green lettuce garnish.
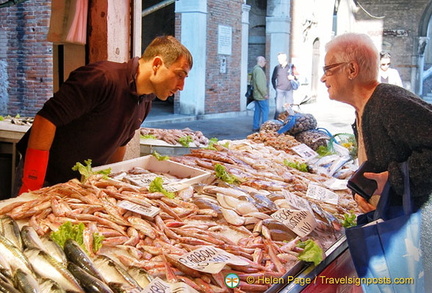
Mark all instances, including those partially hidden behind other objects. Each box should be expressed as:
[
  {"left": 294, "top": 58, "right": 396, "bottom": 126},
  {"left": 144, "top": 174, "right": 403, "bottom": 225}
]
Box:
[
  {"left": 50, "top": 221, "right": 84, "bottom": 249},
  {"left": 283, "top": 160, "right": 309, "bottom": 172},
  {"left": 72, "top": 159, "right": 111, "bottom": 182},
  {"left": 297, "top": 239, "right": 324, "bottom": 266},
  {"left": 203, "top": 138, "right": 230, "bottom": 150},
  {"left": 149, "top": 177, "right": 175, "bottom": 198},
  {"left": 152, "top": 151, "right": 170, "bottom": 161},
  {"left": 214, "top": 164, "right": 241, "bottom": 184},
  {"left": 50, "top": 221, "right": 104, "bottom": 254},
  {"left": 316, "top": 145, "right": 335, "bottom": 157},
  {"left": 178, "top": 135, "right": 193, "bottom": 147},
  {"left": 342, "top": 213, "right": 357, "bottom": 228},
  {"left": 140, "top": 134, "right": 157, "bottom": 139}
]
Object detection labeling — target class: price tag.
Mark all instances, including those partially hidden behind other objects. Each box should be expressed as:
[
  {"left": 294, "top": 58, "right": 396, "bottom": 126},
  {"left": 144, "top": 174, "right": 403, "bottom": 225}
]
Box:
[
  {"left": 177, "top": 246, "right": 249, "bottom": 274},
  {"left": 272, "top": 208, "right": 317, "bottom": 237},
  {"left": 142, "top": 277, "right": 199, "bottom": 293},
  {"left": 117, "top": 200, "right": 160, "bottom": 218},
  {"left": 280, "top": 190, "right": 313, "bottom": 214},
  {"left": 291, "top": 143, "right": 318, "bottom": 161},
  {"left": 306, "top": 184, "right": 339, "bottom": 205}
]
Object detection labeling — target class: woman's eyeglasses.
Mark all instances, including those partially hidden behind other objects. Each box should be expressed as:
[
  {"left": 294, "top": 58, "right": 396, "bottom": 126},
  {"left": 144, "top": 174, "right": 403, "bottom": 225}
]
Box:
[{"left": 322, "top": 62, "right": 348, "bottom": 76}]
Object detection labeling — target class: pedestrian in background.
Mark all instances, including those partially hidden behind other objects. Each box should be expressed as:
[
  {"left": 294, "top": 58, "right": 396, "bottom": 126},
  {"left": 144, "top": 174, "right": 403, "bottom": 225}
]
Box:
[
  {"left": 271, "top": 52, "right": 300, "bottom": 119},
  {"left": 251, "top": 56, "right": 269, "bottom": 132},
  {"left": 379, "top": 51, "right": 403, "bottom": 87}
]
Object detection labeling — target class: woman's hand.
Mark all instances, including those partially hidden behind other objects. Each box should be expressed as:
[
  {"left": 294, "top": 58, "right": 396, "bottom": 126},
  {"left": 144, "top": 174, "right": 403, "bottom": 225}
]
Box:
[
  {"left": 354, "top": 194, "right": 376, "bottom": 213},
  {"left": 364, "top": 171, "right": 389, "bottom": 195},
  {"left": 354, "top": 171, "right": 389, "bottom": 213}
]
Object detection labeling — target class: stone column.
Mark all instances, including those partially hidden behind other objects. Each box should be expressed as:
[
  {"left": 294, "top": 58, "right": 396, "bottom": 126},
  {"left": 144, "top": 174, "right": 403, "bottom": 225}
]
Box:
[
  {"left": 240, "top": 4, "right": 251, "bottom": 111},
  {"left": 175, "top": 0, "right": 207, "bottom": 115},
  {"left": 266, "top": 0, "right": 291, "bottom": 102}
]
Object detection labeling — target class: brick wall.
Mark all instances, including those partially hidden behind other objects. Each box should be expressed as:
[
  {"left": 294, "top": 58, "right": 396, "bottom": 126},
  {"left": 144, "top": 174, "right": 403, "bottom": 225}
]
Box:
[
  {"left": 174, "top": 0, "right": 244, "bottom": 115},
  {"left": 0, "top": 0, "right": 53, "bottom": 116},
  {"left": 205, "top": 0, "right": 243, "bottom": 114}
]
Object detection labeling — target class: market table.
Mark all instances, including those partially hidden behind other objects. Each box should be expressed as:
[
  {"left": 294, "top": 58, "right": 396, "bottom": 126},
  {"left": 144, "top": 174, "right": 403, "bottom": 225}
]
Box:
[{"left": 0, "top": 121, "right": 29, "bottom": 198}]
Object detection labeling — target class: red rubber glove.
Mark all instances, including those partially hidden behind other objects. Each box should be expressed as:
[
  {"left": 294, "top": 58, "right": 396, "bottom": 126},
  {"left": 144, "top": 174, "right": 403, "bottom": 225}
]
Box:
[{"left": 18, "top": 148, "right": 49, "bottom": 195}]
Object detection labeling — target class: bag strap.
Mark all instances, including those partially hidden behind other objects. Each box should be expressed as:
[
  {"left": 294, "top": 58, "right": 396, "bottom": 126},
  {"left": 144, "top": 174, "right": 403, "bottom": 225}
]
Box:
[
  {"left": 277, "top": 113, "right": 301, "bottom": 134},
  {"left": 400, "top": 161, "right": 413, "bottom": 214},
  {"left": 373, "top": 161, "right": 412, "bottom": 220}
]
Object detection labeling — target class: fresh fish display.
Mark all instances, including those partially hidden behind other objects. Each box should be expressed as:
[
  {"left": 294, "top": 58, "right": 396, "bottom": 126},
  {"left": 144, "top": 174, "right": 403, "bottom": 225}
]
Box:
[
  {"left": 23, "top": 247, "right": 83, "bottom": 293},
  {"left": 92, "top": 255, "right": 141, "bottom": 289},
  {"left": 0, "top": 139, "right": 360, "bottom": 292},
  {"left": 64, "top": 239, "right": 104, "bottom": 282},
  {"left": 38, "top": 278, "right": 66, "bottom": 293},
  {"left": 0, "top": 234, "right": 33, "bottom": 277},
  {"left": 0, "top": 216, "right": 23, "bottom": 251},
  {"left": 13, "top": 269, "right": 40, "bottom": 293},
  {"left": 67, "top": 262, "right": 114, "bottom": 293}
]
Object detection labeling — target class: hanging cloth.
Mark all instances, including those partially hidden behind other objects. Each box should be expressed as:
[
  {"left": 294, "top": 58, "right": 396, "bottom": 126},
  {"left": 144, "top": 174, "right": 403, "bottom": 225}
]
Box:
[{"left": 47, "top": 0, "right": 88, "bottom": 45}]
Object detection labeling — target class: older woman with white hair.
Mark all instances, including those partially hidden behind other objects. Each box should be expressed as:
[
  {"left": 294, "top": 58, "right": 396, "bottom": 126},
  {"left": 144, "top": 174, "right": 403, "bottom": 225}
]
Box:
[{"left": 321, "top": 32, "right": 432, "bottom": 291}]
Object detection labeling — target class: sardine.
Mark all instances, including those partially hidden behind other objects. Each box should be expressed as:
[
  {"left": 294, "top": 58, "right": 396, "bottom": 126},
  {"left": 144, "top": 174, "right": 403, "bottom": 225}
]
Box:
[
  {"left": 63, "top": 239, "right": 104, "bottom": 281},
  {"left": 39, "top": 278, "right": 66, "bottom": 293},
  {"left": 13, "top": 268, "right": 39, "bottom": 293},
  {"left": 0, "top": 254, "right": 12, "bottom": 278},
  {"left": 0, "top": 279, "right": 20, "bottom": 293},
  {"left": 0, "top": 234, "right": 33, "bottom": 277},
  {"left": 67, "top": 262, "right": 114, "bottom": 293},
  {"left": 23, "top": 247, "right": 83, "bottom": 293},
  {"left": 20, "top": 225, "right": 45, "bottom": 251},
  {"left": 125, "top": 267, "right": 151, "bottom": 289},
  {"left": 0, "top": 216, "right": 23, "bottom": 251},
  {"left": 92, "top": 255, "right": 141, "bottom": 289},
  {"left": 40, "top": 236, "right": 67, "bottom": 265},
  {"left": 108, "top": 282, "right": 141, "bottom": 293}
]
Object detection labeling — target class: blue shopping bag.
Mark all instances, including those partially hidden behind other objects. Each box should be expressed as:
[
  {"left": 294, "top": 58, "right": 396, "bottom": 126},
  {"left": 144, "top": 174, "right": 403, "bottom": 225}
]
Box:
[{"left": 345, "top": 162, "right": 424, "bottom": 293}]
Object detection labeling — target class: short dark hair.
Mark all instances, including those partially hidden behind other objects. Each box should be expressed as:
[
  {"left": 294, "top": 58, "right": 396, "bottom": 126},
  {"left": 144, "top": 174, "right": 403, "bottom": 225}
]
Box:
[
  {"left": 380, "top": 51, "right": 391, "bottom": 59},
  {"left": 141, "top": 35, "right": 193, "bottom": 69}
]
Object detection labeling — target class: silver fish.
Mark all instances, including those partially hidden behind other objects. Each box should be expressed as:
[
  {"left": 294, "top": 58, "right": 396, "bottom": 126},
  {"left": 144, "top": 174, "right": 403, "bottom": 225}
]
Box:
[
  {"left": 92, "top": 255, "right": 141, "bottom": 289},
  {"left": 20, "top": 225, "right": 45, "bottom": 251},
  {"left": 40, "top": 236, "right": 68, "bottom": 265},
  {"left": 63, "top": 239, "right": 104, "bottom": 281},
  {"left": 0, "top": 279, "right": 20, "bottom": 293},
  {"left": 67, "top": 262, "right": 114, "bottom": 293},
  {"left": 23, "top": 248, "right": 83, "bottom": 293},
  {"left": 39, "top": 278, "right": 66, "bottom": 293},
  {"left": 125, "top": 267, "right": 151, "bottom": 289},
  {"left": 13, "top": 268, "right": 40, "bottom": 293},
  {"left": 0, "top": 216, "right": 23, "bottom": 251},
  {"left": 0, "top": 234, "right": 33, "bottom": 277},
  {"left": 21, "top": 226, "right": 67, "bottom": 266},
  {"left": 0, "top": 254, "right": 12, "bottom": 278},
  {"left": 108, "top": 282, "right": 142, "bottom": 293}
]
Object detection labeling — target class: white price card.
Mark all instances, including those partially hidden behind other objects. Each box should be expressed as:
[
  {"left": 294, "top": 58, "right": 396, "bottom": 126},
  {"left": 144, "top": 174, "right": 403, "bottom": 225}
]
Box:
[
  {"left": 280, "top": 190, "right": 313, "bottom": 214},
  {"left": 291, "top": 143, "right": 318, "bottom": 161},
  {"left": 118, "top": 200, "right": 160, "bottom": 218},
  {"left": 272, "top": 208, "right": 317, "bottom": 237},
  {"left": 142, "top": 277, "right": 199, "bottom": 293},
  {"left": 177, "top": 246, "right": 249, "bottom": 274},
  {"left": 306, "top": 183, "right": 339, "bottom": 205}
]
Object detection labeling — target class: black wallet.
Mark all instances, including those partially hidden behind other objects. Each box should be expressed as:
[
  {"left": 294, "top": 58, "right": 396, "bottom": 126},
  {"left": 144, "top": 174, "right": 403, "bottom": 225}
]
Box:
[{"left": 347, "top": 161, "right": 378, "bottom": 200}]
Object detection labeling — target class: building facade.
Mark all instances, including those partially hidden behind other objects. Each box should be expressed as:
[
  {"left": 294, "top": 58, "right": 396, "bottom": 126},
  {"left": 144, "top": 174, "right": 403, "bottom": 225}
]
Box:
[{"left": 0, "top": 0, "right": 431, "bottom": 117}]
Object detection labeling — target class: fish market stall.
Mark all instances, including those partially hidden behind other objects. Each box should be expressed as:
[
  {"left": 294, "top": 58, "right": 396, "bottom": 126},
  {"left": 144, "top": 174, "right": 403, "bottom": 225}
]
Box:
[
  {"left": 0, "top": 131, "right": 360, "bottom": 292},
  {"left": 139, "top": 127, "right": 209, "bottom": 156},
  {"left": 0, "top": 119, "right": 29, "bottom": 198}
]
